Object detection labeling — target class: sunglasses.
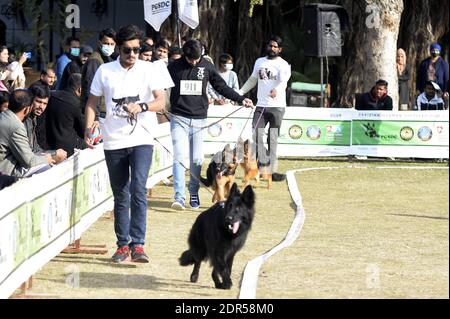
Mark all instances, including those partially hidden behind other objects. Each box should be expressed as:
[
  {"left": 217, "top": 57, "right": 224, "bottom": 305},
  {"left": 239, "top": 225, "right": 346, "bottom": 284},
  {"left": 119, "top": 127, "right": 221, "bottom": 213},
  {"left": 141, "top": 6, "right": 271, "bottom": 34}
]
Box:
[{"left": 121, "top": 46, "right": 140, "bottom": 54}]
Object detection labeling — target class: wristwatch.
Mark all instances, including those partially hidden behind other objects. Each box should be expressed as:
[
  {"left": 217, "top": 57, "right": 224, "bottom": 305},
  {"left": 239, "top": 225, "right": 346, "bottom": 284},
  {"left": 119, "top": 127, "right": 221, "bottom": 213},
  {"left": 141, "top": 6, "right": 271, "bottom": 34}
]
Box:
[{"left": 139, "top": 102, "right": 149, "bottom": 112}]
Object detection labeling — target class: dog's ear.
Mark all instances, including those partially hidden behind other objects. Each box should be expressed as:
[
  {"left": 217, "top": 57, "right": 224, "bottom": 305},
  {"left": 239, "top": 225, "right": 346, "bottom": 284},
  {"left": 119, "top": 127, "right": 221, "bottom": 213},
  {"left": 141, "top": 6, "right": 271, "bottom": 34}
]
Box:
[
  {"left": 229, "top": 183, "right": 240, "bottom": 197},
  {"left": 224, "top": 144, "right": 232, "bottom": 152},
  {"left": 241, "top": 185, "right": 255, "bottom": 208}
]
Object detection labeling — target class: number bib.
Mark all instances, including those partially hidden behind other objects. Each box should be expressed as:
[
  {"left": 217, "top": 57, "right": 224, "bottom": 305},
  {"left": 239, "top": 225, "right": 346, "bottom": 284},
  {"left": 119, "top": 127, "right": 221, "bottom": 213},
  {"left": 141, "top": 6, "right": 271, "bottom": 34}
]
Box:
[{"left": 180, "top": 80, "right": 202, "bottom": 96}]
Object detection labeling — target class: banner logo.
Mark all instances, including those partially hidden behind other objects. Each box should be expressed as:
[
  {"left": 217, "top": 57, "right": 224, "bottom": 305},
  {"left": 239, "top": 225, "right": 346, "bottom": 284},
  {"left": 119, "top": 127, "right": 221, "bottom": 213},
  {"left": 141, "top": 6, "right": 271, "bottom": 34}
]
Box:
[
  {"left": 362, "top": 122, "right": 397, "bottom": 141},
  {"left": 208, "top": 123, "right": 222, "bottom": 137},
  {"left": 400, "top": 127, "right": 414, "bottom": 141},
  {"left": 306, "top": 125, "right": 321, "bottom": 140},
  {"left": 418, "top": 126, "right": 433, "bottom": 141},
  {"left": 288, "top": 125, "right": 303, "bottom": 139}
]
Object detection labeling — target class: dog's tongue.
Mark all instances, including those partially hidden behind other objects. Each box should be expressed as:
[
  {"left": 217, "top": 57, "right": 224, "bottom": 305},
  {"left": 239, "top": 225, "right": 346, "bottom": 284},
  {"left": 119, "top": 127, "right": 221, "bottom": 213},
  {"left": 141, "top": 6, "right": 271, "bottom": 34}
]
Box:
[{"left": 232, "top": 221, "right": 240, "bottom": 234}]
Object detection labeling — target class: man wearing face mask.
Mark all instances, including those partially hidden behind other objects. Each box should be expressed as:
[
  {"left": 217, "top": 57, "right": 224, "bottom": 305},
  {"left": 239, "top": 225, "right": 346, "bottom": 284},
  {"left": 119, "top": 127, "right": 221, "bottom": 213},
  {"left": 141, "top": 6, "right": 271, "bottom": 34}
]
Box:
[
  {"left": 417, "top": 43, "right": 449, "bottom": 99},
  {"left": 81, "top": 28, "right": 116, "bottom": 122},
  {"left": 55, "top": 36, "right": 80, "bottom": 90},
  {"left": 59, "top": 45, "right": 93, "bottom": 90},
  {"left": 239, "top": 35, "right": 291, "bottom": 182}
]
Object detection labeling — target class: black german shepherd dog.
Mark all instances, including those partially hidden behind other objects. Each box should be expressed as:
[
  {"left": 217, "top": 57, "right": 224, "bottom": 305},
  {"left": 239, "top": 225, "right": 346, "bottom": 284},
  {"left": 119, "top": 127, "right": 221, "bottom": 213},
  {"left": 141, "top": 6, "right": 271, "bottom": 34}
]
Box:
[{"left": 179, "top": 183, "right": 255, "bottom": 289}]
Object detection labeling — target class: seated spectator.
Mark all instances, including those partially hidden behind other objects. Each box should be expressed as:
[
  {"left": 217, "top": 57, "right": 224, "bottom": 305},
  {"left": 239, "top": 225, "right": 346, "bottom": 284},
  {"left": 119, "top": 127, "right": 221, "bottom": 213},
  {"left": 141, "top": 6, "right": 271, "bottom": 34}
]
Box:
[
  {"left": 0, "top": 90, "right": 66, "bottom": 177},
  {"left": 139, "top": 43, "right": 153, "bottom": 62},
  {"left": 59, "top": 45, "right": 93, "bottom": 90},
  {"left": 0, "top": 172, "right": 18, "bottom": 191},
  {"left": 415, "top": 81, "right": 445, "bottom": 111},
  {"left": 46, "top": 74, "right": 86, "bottom": 157},
  {"left": 24, "top": 85, "right": 51, "bottom": 152},
  {"left": 0, "top": 90, "right": 9, "bottom": 112},
  {"left": 0, "top": 46, "right": 28, "bottom": 91},
  {"left": 355, "top": 79, "right": 393, "bottom": 111},
  {"left": 29, "top": 68, "right": 57, "bottom": 91}
]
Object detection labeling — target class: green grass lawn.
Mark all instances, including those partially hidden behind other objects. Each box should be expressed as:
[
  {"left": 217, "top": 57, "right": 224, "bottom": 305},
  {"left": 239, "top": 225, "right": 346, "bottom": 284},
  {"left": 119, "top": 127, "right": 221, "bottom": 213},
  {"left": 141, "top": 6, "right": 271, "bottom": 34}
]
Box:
[{"left": 24, "top": 159, "right": 448, "bottom": 299}]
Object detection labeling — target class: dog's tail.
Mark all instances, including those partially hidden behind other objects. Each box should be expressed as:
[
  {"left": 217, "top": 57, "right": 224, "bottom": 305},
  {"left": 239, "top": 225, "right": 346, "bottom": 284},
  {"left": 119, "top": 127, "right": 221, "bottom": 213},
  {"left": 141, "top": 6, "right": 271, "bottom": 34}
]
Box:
[
  {"left": 199, "top": 174, "right": 211, "bottom": 187},
  {"left": 179, "top": 250, "right": 195, "bottom": 266},
  {"left": 272, "top": 172, "right": 287, "bottom": 182}
]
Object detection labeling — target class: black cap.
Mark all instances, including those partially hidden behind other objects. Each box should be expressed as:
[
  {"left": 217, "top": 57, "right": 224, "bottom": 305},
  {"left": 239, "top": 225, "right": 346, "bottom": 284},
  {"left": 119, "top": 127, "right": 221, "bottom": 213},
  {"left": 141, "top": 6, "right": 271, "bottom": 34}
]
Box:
[{"left": 80, "top": 45, "right": 94, "bottom": 55}]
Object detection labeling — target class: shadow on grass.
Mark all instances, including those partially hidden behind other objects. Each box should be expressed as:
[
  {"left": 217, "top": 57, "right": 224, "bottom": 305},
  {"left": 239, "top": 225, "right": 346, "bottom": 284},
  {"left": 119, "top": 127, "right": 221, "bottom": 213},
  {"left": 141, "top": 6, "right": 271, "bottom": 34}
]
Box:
[
  {"left": 387, "top": 213, "right": 449, "bottom": 221},
  {"left": 53, "top": 255, "right": 138, "bottom": 269},
  {"left": 40, "top": 272, "right": 216, "bottom": 296}
]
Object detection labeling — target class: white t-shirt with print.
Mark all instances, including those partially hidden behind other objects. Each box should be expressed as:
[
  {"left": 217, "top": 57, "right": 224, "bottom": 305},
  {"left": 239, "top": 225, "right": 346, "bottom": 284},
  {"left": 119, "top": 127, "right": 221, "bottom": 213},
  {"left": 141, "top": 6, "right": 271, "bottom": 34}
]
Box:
[
  {"left": 251, "top": 56, "right": 291, "bottom": 108},
  {"left": 90, "top": 59, "right": 174, "bottom": 150}
]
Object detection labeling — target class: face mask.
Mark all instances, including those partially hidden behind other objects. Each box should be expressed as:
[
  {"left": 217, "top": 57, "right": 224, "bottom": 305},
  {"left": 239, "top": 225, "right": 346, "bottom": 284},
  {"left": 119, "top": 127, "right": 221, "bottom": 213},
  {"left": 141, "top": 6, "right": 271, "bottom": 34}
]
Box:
[
  {"left": 431, "top": 52, "right": 440, "bottom": 58},
  {"left": 225, "top": 63, "right": 233, "bottom": 71},
  {"left": 70, "top": 48, "right": 80, "bottom": 57},
  {"left": 101, "top": 44, "right": 115, "bottom": 57}
]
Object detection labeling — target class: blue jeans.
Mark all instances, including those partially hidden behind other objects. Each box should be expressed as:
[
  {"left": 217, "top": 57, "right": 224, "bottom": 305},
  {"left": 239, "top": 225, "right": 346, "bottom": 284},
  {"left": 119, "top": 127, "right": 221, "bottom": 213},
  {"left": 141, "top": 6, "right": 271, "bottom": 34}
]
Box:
[
  {"left": 104, "top": 145, "right": 153, "bottom": 247},
  {"left": 170, "top": 115, "right": 206, "bottom": 203}
]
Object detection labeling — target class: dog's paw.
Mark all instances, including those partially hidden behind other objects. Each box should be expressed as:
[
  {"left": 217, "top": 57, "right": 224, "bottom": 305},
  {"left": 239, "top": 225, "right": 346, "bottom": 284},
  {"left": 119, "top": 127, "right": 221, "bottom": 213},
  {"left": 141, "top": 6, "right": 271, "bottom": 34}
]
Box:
[
  {"left": 190, "top": 273, "right": 199, "bottom": 283},
  {"left": 215, "top": 282, "right": 232, "bottom": 290}
]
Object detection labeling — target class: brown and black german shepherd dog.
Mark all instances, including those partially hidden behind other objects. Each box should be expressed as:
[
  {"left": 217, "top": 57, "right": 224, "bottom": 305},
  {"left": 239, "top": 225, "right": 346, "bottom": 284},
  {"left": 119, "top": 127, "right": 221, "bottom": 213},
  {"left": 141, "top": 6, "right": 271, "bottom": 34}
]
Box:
[
  {"left": 239, "top": 139, "right": 273, "bottom": 189},
  {"left": 199, "top": 144, "right": 237, "bottom": 202},
  {"left": 179, "top": 183, "right": 255, "bottom": 289}
]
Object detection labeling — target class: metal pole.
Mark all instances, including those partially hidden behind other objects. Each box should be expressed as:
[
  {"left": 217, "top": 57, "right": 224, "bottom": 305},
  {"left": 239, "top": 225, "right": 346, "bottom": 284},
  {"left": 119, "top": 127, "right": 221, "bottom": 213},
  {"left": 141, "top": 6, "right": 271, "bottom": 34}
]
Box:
[
  {"left": 49, "top": 0, "right": 54, "bottom": 63},
  {"left": 174, "top": 0, "right": 182, "bottom": 47},
  {"left": 320, "top": 56, "right": 324, "bottom": 108},
  {"left": 71, "top": 0, "right": 77, "bottom": 38}
]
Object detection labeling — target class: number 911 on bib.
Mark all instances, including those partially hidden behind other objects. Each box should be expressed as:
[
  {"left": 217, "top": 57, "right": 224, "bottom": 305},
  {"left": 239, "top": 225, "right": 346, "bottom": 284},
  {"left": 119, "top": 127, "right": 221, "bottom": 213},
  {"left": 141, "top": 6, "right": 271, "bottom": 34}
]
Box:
[{"left": 180, "top": 80, "right": 202, "bottom": 96}]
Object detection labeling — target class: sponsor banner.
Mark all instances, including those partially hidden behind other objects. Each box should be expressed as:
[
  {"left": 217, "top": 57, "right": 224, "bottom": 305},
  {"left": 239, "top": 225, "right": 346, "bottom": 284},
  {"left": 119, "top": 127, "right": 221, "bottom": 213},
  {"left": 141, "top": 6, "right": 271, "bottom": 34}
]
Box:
[
  {"left": 0, "top": 125, "right": 173, "bottom": 299},
  {"left": 144, "top": 0, "right": 172, "bottom": 31},
  {"left": 353, "top": 111, "right": 449, "bottom": 158},
  {"left": 204, "top": 106, "right": 449, "bottom": 159},
  {"left": 178, "top": 0, "right": 199, "bottom": 29}
]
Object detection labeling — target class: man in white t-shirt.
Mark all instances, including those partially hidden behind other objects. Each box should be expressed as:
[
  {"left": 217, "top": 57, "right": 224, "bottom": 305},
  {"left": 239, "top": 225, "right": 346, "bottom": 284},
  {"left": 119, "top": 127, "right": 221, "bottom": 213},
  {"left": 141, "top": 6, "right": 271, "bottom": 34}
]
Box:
[
  {"left": 84, "top": 25, "right": 174, "bottom": 264},
  {"left": 240, "top": 35, "right": 291, "bottom": 180}
]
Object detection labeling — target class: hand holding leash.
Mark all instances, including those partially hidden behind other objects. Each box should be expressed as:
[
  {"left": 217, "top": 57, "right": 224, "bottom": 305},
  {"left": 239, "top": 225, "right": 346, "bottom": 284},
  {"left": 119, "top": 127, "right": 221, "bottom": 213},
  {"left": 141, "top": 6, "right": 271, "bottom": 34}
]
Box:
[
  {"left": 242, "top": 98, "right": 254, "bottom": 108},
  {"left": 123, "top": 103, "right": 142, "bottom": 115}
]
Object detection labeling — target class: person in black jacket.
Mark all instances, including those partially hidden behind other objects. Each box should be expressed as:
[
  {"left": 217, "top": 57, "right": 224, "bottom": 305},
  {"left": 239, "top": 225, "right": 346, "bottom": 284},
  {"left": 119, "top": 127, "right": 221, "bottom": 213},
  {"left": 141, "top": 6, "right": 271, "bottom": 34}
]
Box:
[
  {"left": 45, "top": 73, "right": 86, "bottom": 157},
  {"left": 0, "top": 172, "right": 18, "bottom": 190},
  {"left": 417, "top": 43, "right": 449, "bottom": 98},
  {"left": 81, "top": 28, "right": 116, "bottom": 121},
  {"left": 59, "top": 45, "right": 93, "bottom": 90},
  {"left": 167, "top": 39, "right": 253, "bottom": 211},
  {"left": 356, "top": 79, "right": 393, "bottom": 111}
]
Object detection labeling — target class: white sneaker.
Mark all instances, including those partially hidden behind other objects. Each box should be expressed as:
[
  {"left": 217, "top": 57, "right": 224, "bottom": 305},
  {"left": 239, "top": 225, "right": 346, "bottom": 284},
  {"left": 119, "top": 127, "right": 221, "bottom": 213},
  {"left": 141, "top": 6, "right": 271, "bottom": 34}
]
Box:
[{"left": 171, "top": 200, "right": 185, "bottom": 211}]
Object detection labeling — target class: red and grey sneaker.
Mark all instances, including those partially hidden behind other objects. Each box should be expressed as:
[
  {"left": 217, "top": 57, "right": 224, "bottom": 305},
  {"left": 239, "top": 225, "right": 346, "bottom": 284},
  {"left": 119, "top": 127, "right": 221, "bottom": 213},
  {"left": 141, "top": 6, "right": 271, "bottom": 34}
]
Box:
[
  {"left": 111, "top": 245, "right": 130, "bottom": 263},
  {"left": 131, "top": 245, "right": 149, "bottom": 263}
]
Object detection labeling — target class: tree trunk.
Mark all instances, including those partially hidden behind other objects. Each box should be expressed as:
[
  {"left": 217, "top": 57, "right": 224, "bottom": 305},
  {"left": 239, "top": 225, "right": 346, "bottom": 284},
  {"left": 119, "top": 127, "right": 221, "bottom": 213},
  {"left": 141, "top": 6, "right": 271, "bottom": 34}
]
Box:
[{"left": 337, "top": 0, "right": 403, "bottom": 109}]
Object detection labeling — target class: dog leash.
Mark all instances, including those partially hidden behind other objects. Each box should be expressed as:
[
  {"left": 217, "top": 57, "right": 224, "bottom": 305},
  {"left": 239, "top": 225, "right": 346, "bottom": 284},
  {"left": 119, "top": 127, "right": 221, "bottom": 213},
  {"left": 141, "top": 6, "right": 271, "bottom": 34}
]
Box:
[
  {"left": 161, "top": 106, "right": 247, "bottom": 132},
  {"left": 138, "top": 125, "right": 215, "bottom": 197}
]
